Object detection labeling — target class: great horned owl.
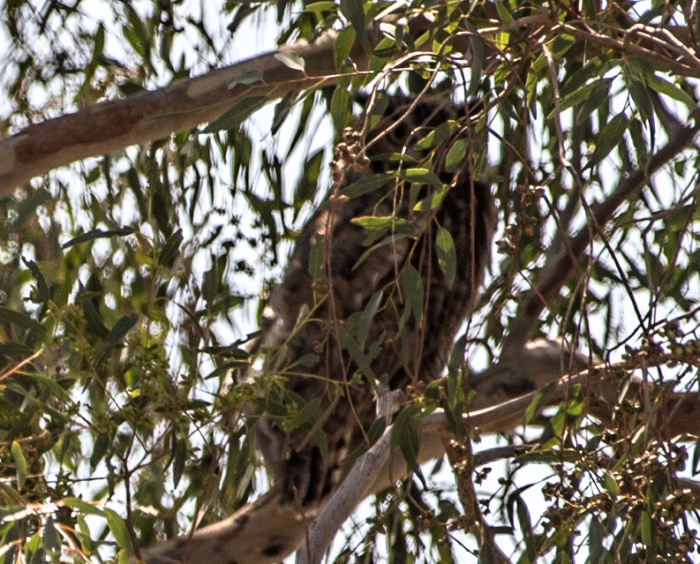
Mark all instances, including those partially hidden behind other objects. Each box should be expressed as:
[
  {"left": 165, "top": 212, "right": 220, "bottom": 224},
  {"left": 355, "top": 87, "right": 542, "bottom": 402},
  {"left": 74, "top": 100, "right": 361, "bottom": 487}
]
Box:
[
  {"left": 253, "top": 93, "right": 495, "bottom": 508},
  {"left": 143, "top": 94, "right": 495, "bottom": 564}
]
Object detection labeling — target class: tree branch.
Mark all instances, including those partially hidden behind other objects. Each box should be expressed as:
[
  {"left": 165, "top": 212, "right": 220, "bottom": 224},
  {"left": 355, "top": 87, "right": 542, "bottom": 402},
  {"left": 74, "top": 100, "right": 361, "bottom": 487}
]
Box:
[
  {"left": 298, "top": 340, "right": 700, "bottom": 563},
  {"left": 501, "top": 123, "right": 700, "bottom": 355},
  {"left": 140, "top": 339, "right": 700, "bottom": 564},
  {"left": 0, "top": 31, "right": 360, "bottom": 196}
]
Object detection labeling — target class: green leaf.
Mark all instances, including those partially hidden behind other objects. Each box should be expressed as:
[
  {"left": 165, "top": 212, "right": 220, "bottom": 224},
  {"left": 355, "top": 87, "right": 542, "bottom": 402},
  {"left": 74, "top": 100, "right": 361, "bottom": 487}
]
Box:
[
  {"left": 495, "top": 1, "right": 514, "bottom": 23},
  {"left": 337, "top": 326, "right": 378, "bottom": 380},
  {"left": 352, "top": 233, "right": 411, "bottom": 270},
  {"left": 42, "top": 516, "right": 60, "bottom": 553},
  {"left": 588, "top": 516, "right": 604, "bottom": 562},
  {"left": 172, "top": 437, "right": 187, "bottom": 488},
  {"left": 26, "top": 373, "right": 71, "bottom": 402},
  {"left": 445, "top": 138, "right": 467, "bottom": 173},
  {"left": 22, "top": 258, "right": 49, "bottom": 304},
  {"left": 272, "top": 92, "right": 297, "bottom": 135},
  {"left": 342, "top": 416, "right": 387, "bottom": 464},
  {"left": 627, "top": 77, "right": 653, "bottom": 123},
  {"left": 515, "top": 496, "right": 536, "bottom": 560},
  {"left": 158, "top": 228, "right": 183, "bottom": 267},
  {"left": 305, "top": 2, "right": 337, "bottom": 13},
  {"left": 105, "top": 313, "right": 140, "bottom": 348},
  {"left": 0, "top": 307, "right": 45, "bottom": 336},
  {"left": 524, "top": 381, "right": 557, "bottom": 424},
  {"left": 334, "top": 26, "right": 356, "bottom": 70},
  {"left": 61, "top": 226, "right": 134, "bottom": 249},
  {"left": 341, "top": 173, "right": 390, "bottom": 199},
  {"left": 557, "top": 79, "right": 609, "bottom": 114},
  {"left": 550, "top": 33, "right": 576, "bottom": 58},
  {"left": 77, "top": 283, "right": 109, "bottom": 339},
  {"left": 357, "top": 291, "right": 383, "bottom": 346},
  {"left": 601, "top": 470, "right": 619, "bottom": 497},
  {"left": 402, "top": 264, "right": 424, "bottom": 325},
  {"left": 104, "top": 509, "right": 131, "bottom": 551},
  {"left": 585, "top": 113, "right": 628, "bottom": 170},
  {"left": 641, "top": 511, "right": 653, "bottom": 547},
  {"left": 466, "top": 21, "right": 483, "bottom": 96},
  {"left": 294, "top": 148, "right": 324, "bottom": 205},
  {"left": 413, "top": 185, "right": 450, "bottom": 211},
  {"left": 340, "top": 0, "right": 370, "bottom": 55},
  {"left": 390, "top": 168, "right": 441, "bottom": 185},
  {"left": 351, "top": 216, "right": 413, "bottom": 233},
  {"left": 391, "top": 404, "right": 421, "bottom": 472},
  {"left": 436, "top": 227, "right": 456, "bottom": 287},
  {"left": 308, "top": 234, "right": 324, "bottom": 283},
  {"left": 331, "top": 85, "right": 351, "bottom": 134},
  {"left": 117, "top": 548, "right": 131, "bottom": 564},
  {"left": 0, "top": 343, "right": 35, "bottom": 357},
  {"left": 646, "top": 73, "right": 696, "bottom": 109},
  {"left": 93, "top": 23, "right": 105, "bottom": 56},
  {"left": 62, "top": 498, "right": 105, "bottom": 516},
  {"left": 90, "top": 433, "right": 111, "bottom": 470},
  {"left": 296, "top": 353, "right": 320, "bottom": 367},
  {"left": 11, "top": 442, "right": 27, "bottom": 490},
  {"left": 75, "top": 515, "right": 93, "bottom": 555},
  {"left": 415, "top": 120, "right": 457, "bottom": 150}
]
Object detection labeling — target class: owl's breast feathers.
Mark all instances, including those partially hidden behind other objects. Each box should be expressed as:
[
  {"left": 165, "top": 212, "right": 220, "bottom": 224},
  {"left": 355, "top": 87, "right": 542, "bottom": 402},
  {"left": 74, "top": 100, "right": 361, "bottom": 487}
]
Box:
[{"left": 255, "top": 96, "right": 495, "bottom": 508}]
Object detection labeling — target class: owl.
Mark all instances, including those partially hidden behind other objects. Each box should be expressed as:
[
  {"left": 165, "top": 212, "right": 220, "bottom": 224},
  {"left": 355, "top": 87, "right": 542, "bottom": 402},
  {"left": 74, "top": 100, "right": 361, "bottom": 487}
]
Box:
[
  {"left": 143, "top": 94, "right": 495, "bottom": 564},
  {"left": 253, "top": 93, "right": 495, "bottom": 507}
]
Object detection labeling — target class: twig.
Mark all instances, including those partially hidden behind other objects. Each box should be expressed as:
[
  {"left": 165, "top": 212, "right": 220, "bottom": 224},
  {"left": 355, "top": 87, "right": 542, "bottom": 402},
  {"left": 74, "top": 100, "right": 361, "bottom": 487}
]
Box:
[{"left": 501, "top": 122, "right": 700, "bottom": 355}]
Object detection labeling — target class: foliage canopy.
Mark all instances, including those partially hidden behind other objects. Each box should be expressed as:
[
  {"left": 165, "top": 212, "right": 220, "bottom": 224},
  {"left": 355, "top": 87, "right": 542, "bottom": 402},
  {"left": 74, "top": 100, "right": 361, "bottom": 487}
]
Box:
[{"left": 1, "top": 0, "right": 700, "bottom": 562}]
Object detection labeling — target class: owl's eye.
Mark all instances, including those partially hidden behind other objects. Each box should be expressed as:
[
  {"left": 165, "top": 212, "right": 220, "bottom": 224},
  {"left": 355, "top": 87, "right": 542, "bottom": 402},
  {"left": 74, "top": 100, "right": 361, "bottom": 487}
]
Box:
[{"left": 388, "top": 123, "right": 410, "bottom": 147}]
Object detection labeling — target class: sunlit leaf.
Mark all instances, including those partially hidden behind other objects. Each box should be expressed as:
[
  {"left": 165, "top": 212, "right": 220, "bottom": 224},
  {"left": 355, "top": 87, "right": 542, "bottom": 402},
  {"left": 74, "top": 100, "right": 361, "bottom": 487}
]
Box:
[
  {"left": 351, "top": 216, "right": 413, "bottom": 232},
  {"left": 390, "top": 168, "right": 441, "bottom": 185},
  {"left": 415, "top": 120, "right": 457, "bottom": 150},
  {"left": 273, "top": 51, "right": 306, "bottom": 72},
  {"left": 104, "top": 509, "right": 131, "bottom": 551},
  {"left": 445, "top": 138, "right": 467, "bottom": 172},
  {"left": 11, "top": 442, "right": 27, "bottom": 490}
]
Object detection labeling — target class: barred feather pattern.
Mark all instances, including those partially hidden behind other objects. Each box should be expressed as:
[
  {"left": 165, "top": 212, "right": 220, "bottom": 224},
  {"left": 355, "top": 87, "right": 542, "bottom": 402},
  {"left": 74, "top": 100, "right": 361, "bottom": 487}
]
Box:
[{"left": 254, "top": 95, "right": 495, "bottom": 508}]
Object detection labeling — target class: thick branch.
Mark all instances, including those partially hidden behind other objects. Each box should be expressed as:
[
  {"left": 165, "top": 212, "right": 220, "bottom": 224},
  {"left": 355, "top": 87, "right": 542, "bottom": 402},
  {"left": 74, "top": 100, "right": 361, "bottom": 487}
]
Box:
[
  {"left": 0, "top": 31, "right": 357, "bottom": 196},
  {"left": 140, "top": 340, "right": 700, "bottom": 564}
]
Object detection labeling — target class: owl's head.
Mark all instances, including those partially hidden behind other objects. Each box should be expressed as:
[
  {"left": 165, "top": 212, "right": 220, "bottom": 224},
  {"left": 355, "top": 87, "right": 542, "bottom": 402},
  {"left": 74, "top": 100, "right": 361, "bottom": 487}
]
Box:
[{"left": 355, "top": 93, "right": 473, "bottom": 176}]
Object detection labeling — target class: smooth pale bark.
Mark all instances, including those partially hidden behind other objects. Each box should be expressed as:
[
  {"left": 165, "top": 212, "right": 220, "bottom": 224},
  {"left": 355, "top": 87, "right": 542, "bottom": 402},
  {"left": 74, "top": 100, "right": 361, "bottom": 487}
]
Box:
[{"left": 0, "top": 31, "right": 356, "bottom": 196}]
